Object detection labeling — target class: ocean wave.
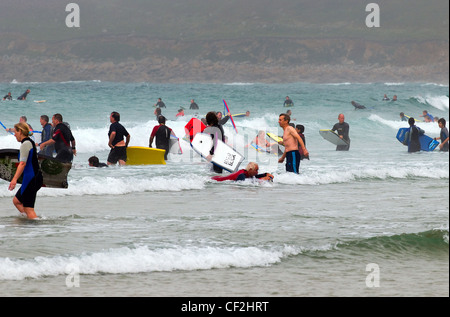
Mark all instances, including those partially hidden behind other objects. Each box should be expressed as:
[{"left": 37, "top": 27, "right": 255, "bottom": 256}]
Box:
[
  {"left": 274, "top": 166, "right": 449, "bottom": 186},
  {"left": 0, "top": 164, "right": 447, "bottom": 198},
  {"left": 0, "top": 244, "right": 304, "bottom": 281},
  {"left": 412, "top": 95, "right": 449, "bottom": 111},
  {"left": 336, "top": 228, "right": 449, "bottom": 255}
]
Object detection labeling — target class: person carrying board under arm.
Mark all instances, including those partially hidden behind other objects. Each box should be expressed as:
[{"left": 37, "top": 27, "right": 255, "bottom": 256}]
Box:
[{"left": 331, "top": 113, "right": 350, "bottom": 151}]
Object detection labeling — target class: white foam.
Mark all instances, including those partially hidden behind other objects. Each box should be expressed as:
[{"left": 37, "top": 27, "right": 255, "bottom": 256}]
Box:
[{"left": 0, "top": 244, "right": 305, "bottom": 280}]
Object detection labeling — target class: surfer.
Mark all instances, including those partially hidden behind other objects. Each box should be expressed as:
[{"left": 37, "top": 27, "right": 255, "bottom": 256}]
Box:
[
  {"left": 403, "top": 117, "right": 424, "bottom": 153},
  {"left": 434, "top": 118, "right": 449, "bottom": 152},
  {"left": 189, "top": 99, "right": 199, "bottom": 110},
  {"left": 278, "top": 113, "right": 308, "bottom": 174},
  {"left": 351, "top": 101, "right": 366, "bottom": 109},
  {"left": 420, "top": 110, "right": 434, "bottom": 123},
  {"left": 400, "top": 112, "right": 408, "bottom": 122},
  {"left": 38, "top": 115, "right": 54, "bottom": 157},
  {"left": 283, "top": 96, "right": 294, "bottom": 107},
  {"left": 17, "top": 89, "right": 30, "bottom": 100},
  {"left": 392, "top": 95, "right": 397, "bottom": 101},
  {"left": 107, "top": 111, "right": 130, "bottom": 165},
  {"left": 154, "top": 98, "right": 166, "bottom": 108},
  {"left": 246, "top": 130, "right": 278, "bottom": 153},
  {"left": 382, "top": 94, "right": 390, "bottom": 101},
  {"left": 149, "top": 115, "right": 173, "bottom": 160},
  {"left": 39, "top": 113, "right": 76, "bottom": 163},
  {"left": 8, "top": 122, "right": 43, "bottom": 219},
  {"left": 3, "top": 92, "right": 12, "bottom": 100},
  {"left": 211, "top": 162, "right": 274, "bottom": 182},
  {"left": 176, "top": 108, "right": 185, "bottom": 117},
  {"left": 204, "top": 111, "right": 226, "bottom": 174},
  {"left": 88, "top": 156, "right": 108, "bottom": 167},
  {"left": 331, "top": 114, "right": 350, "bottom": 151}
]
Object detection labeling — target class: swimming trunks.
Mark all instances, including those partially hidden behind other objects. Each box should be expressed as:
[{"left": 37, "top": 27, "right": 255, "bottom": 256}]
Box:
[
  {"left": 107, "top": 146, "right": 127, "bottom": 164},
  {"left": 285, "top": 150, "right": 300, "bottom": 174}
]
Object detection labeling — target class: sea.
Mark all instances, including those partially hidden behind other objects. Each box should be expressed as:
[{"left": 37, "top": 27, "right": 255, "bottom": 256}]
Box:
[{"left": 0, "top": 80, "right": 448, "bottom": 299}]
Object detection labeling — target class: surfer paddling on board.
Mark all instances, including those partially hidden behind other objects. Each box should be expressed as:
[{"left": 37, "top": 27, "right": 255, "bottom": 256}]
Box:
[
  {"left": 278, "top": 113, "right": 308, "bottom": 174},
  {"left": 8, "top": 122, "right": 43, "bottom": 219},
  {"left": 17, "top": 89, "right": 30, "bottom": 100},
  {"left": 351, "top": 101, "right": 366, "bottom": 109},
  {"left": 212, "top": 162, "right": 274, "bottom": 182}
]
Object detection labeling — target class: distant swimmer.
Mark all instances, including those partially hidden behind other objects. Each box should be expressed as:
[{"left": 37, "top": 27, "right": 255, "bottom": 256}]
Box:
[
  {"left": 189, "top": 99, "right": 199, "bottom": 110},
  {"left": 176, "top": 108, "right": 185, "bottom": 117},
  {"left": 351, "top": 101, "right": 366, "bottom": 109},
  {"left": 283, "top": 96, "right": 294, "bottom": 107},
  {"left": 154, "top": 98, "right": 166, "bottom": 108},
  {"left": 392, "top": 95, "right": 397, "bottom": 101},
  {"left": 211, "top": 162, "right": 274, "bottom": 182},
  {"left": 382, "top": 94, "right": 390, "bottom": 101},
  {"left": 17, "top": 89, "right": 30, "bottom": 100},
  {"left": 3, "top": 92, "right": 12, "bottom": 100}
]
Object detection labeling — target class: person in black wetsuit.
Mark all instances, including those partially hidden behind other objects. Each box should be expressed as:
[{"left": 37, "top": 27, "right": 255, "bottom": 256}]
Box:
[
  {"left": 17, "top": 89, "right": 30, "bottom": 100},
  {"left": 190, "top": 99, "right": 199, "bottom": 109},
  {"left": 3, "top": 92, "right": 12, "bottom": 100},
  {"left": 331, "top": 113, "right": 350, "bottom": 151},
  {"left": 403, "top": 117, "right": 424, "bottom": 153},
  {"left": 204, "top": 111, "right": 226, "bottom": 174},
  {"left": 154, "top": 98, "right": 166, "bottom": 108},
  {"left": 283, "top": 96, "right": 294, "bottom": 107},
  {"left": 149, "top": 115, "right": 172, "bottom": 160},
  {"left": 107, "top": 112, "right": 130, "bottom": 165}
]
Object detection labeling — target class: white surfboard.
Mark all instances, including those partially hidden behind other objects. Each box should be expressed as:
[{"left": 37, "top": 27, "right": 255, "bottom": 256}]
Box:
[
  {"left": 319, "top": 129, "right": 349, "bottom": 146},
  {"left": 169, "top": 134, "right": 183, "bottom": 154},
  {"left": 191, "top": 133, "right": 244, "bottom": 173}
]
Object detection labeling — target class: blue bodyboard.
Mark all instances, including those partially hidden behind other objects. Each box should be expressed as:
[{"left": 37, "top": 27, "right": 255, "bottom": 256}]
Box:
[{"left": 396, "top": 128, "right": 439, "bottom": 151}]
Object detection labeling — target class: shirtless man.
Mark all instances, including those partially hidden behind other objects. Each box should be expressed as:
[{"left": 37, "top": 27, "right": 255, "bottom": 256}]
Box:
[{"left": 278, "top": 113, "right": 308, "bottom": 174}]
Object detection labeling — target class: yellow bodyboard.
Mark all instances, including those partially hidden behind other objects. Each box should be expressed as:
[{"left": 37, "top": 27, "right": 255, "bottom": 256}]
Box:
[{"left": 126, "top": 146, "right": 166, "bottom": 165}]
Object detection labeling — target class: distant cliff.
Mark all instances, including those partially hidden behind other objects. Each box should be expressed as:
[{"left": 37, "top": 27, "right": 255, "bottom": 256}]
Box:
[
  {"left": 1, "top": 0, "right": 448, "bottom": 83},
  {"left": 1, "top": 37, "right": 447, "bottom": 84}
]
